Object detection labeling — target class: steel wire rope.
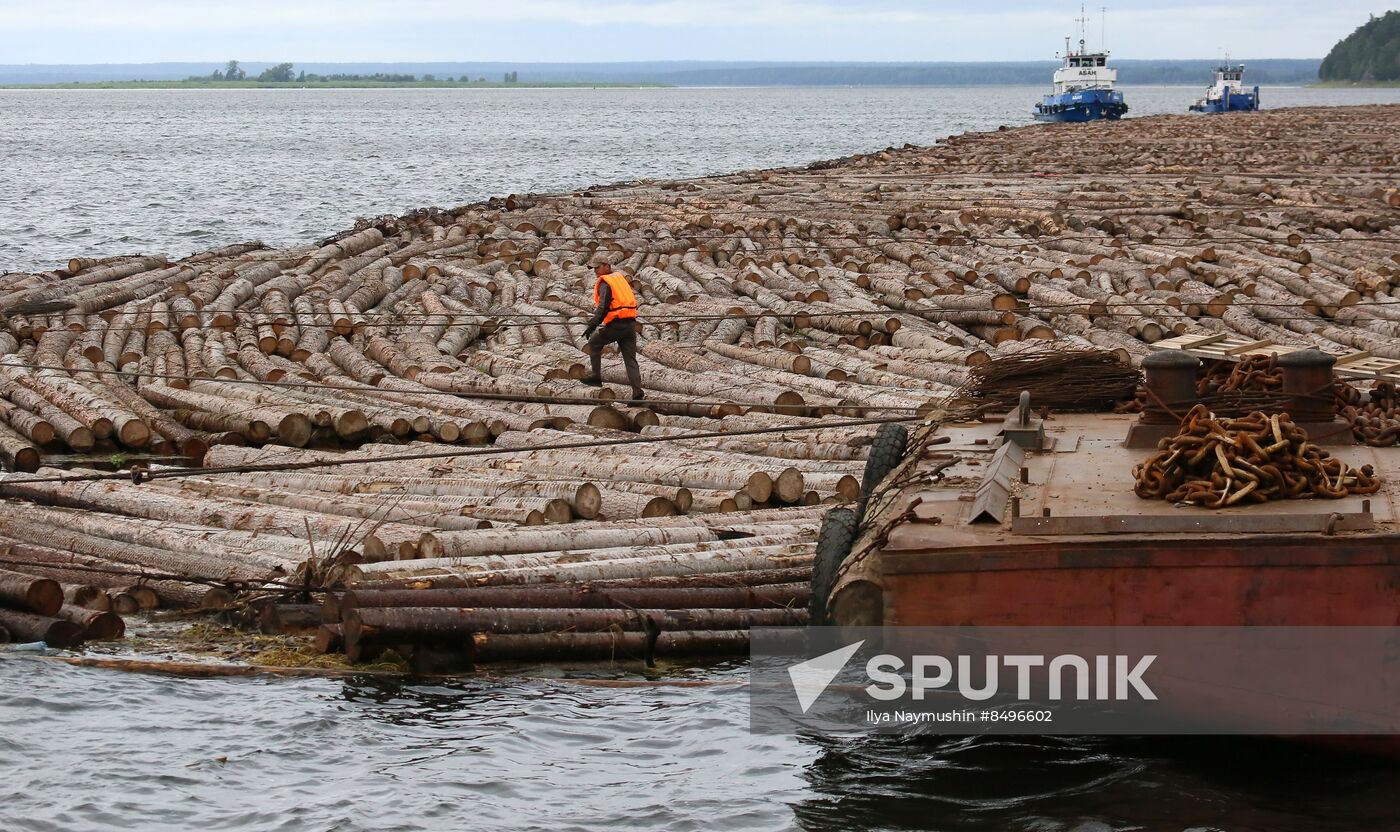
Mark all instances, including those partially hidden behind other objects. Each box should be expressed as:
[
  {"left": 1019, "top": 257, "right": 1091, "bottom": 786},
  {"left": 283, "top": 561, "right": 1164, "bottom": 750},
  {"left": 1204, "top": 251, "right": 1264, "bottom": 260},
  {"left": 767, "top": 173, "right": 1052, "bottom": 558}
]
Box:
[
  {"left": 24, "top": 231, "right": 1400, "bottom": 281},
  {"left": 0, "top": 412, "right": 925, "bottom": 486},
  {"left": 24, "top": 297, "right": 1400, "bottom": 330},
  {"left": 5, "top": 361, "right": 936, "bottom": 413}
]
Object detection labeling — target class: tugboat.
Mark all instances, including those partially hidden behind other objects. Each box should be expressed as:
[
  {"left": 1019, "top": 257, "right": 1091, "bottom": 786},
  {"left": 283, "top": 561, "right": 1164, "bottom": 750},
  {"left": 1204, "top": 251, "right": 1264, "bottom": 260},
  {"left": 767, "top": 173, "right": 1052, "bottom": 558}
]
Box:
[
  {"left": 1033, "top": 7, "right": 1127, "bottom": 122},
  {"left": 1189, "top": 62, "right": 1260, "bottom": 113}
]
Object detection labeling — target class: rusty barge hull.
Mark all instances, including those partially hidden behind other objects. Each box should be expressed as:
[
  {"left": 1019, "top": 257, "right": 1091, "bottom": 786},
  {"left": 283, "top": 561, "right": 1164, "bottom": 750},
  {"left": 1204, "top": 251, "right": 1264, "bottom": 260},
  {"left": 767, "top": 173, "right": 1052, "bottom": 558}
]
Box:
[
  {"left": 830, "top": 347, "right": 1400, "bottom": 748},
  {"left": 881, "top": 534, "right": 1400, "bottom": 627},
  {"left": 834, "top": 393, "right": 1400, "bottom": 632}
]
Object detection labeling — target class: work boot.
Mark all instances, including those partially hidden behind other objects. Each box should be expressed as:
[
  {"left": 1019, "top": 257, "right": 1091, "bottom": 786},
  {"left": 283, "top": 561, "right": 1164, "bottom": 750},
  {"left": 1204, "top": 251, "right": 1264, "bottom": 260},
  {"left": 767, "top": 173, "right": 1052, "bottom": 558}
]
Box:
[
  {"left": 630, "top": 391, "right": 646, "bottom": 402},
  {"left": 580, "top": 376, "right": 603, "bottom": 387}
]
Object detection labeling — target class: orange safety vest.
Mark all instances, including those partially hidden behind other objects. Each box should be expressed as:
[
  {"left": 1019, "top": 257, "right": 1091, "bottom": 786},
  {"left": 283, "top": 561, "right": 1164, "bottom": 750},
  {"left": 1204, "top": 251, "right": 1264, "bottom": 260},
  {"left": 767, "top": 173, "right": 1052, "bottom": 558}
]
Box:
[{"left": 594, "top": 272, "right": 639, "bottom": 326}]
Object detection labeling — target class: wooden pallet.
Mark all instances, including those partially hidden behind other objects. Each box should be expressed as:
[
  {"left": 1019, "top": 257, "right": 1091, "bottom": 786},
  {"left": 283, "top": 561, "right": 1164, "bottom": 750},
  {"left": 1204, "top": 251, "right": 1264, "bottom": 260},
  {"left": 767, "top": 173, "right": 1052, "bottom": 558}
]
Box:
[{"left": 1150, "top": 334, "right": 1400, "bottom": 383}]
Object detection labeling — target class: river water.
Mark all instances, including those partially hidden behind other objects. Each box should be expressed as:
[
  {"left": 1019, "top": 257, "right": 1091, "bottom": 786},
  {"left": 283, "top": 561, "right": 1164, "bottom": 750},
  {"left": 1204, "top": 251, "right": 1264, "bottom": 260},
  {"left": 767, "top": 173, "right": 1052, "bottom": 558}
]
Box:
[
  {"left": 3, "top": 654, "right": 1398, "bottom": 832},
  {"left": 3, "top": 85, "right": 1400, "bottom": 830},
  {"left": 4, "top": 85, "right": 1400, "bottom": 274}
]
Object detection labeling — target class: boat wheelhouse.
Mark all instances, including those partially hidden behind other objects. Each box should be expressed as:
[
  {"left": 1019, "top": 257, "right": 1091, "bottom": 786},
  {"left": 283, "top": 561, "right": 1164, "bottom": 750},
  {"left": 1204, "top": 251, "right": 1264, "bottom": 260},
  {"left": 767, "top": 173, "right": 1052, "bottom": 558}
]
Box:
[
  {"left": 1034, "top": 35, "right": 1128, "bottom": 122},
  {"left": 1189, "top": 63, "right": 1260, "bottom": 113}
]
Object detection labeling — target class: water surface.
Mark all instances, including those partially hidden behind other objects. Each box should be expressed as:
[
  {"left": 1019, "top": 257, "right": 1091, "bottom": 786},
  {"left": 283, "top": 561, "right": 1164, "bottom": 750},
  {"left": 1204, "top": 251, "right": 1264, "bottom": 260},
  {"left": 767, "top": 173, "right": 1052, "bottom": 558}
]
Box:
[
  {"left": 2, "top": 655, "right": 1397, "bottom": 831},
  {"left": 4, "top": 85, "right": 1400, "bottom": 273}
]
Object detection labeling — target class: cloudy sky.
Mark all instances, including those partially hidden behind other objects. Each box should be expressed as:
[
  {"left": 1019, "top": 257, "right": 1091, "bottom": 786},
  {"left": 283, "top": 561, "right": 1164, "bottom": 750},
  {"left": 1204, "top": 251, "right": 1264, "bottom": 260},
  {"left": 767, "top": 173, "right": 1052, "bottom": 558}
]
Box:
[{"left": 0, "top": 1, "right": 1389, "bottom": 63}]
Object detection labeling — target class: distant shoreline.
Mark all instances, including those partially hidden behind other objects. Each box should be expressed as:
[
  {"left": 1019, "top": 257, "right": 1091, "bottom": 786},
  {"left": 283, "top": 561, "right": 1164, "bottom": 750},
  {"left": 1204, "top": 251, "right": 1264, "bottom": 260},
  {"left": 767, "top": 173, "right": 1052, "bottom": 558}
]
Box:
[
  {"left": 0, "top": 80, "right": 670, "bottom": 90},
  {"left": 1309, "top": 80, "right": 1400, "bottom": 88},
  {"left": 7, "top": 81, "right": 1372, "bottom": 92}
]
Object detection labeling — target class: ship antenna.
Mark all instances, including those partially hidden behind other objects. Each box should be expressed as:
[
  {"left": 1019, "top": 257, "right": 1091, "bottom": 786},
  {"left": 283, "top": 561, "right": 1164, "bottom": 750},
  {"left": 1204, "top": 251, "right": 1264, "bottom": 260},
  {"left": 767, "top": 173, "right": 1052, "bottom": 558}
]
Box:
[{"left": 1100, "top": 6, "right": 1107, "bottom": 51}]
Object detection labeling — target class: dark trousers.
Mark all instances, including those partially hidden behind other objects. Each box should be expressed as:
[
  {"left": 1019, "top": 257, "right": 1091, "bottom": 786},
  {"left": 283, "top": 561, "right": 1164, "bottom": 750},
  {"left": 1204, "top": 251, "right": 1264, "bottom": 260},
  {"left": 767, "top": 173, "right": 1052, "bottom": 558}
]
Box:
[{"left": 588, "top": 319, "right": 643, "bottom": 396}]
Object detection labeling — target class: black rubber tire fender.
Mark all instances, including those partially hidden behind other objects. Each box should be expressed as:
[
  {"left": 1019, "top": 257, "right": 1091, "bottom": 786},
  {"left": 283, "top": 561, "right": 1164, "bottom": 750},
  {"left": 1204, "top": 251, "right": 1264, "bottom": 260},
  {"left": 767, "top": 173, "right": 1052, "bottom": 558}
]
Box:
[
  {"left": 860, "top": 423, "right": 909, "bottom": 498},
  {"left": 809, "top": 507, "right": 860, "bottom": 627}
]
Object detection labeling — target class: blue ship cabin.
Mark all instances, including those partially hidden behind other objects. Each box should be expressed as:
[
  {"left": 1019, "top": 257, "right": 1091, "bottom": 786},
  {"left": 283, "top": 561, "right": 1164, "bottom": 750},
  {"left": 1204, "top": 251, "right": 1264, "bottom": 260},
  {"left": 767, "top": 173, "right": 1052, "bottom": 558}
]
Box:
[
  {"left": 1189, "top": 63, "right": 1261, "bottom": 113},
  {"left": 1033, "top": 35, "right": 1129, "bottom": 123}
]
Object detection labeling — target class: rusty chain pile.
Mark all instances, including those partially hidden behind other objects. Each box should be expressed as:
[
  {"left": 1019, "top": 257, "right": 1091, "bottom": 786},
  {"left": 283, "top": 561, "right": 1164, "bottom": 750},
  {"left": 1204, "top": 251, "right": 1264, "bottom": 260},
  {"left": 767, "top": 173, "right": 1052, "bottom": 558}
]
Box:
[
  {"left": 1341, "top": 380, "right": 1400, "bottom": 447},
  {"left": 1123, "top": 354, "right": 1400, "bottom": 448},
  {"left": 1133, "top": 404, "right": 1381, "bottom": 508},
  {"left": 1117, "top": 354, "right": 1327, "bottom": 417},
  {"left": 1198, "top": 354, "right": 1283, "bottom": 395},
  {"left": 1199, "top": 354, "right": 1360, "bottom": 414},
  {"left": 1194, "top": 354, "right": 1400, "bottom": 447}
]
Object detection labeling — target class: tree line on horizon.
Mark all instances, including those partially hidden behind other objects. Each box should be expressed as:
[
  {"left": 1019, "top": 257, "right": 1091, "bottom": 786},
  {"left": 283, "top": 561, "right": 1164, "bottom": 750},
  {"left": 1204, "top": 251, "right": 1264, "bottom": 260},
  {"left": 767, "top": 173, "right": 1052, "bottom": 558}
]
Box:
[
  {"left": 1319, "top": 11, "right": 1400, "bottom": 82},
  {"left": 187, "top": 60, "right": 515, "bottom": 84},
  {"left": 140, "top": 57, "right": 1325, "bottom": 87}
]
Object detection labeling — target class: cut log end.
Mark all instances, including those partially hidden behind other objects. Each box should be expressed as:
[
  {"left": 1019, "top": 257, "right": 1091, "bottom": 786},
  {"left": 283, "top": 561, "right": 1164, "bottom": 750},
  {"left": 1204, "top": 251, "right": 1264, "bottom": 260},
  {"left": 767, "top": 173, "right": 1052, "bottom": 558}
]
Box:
[
  {"left": 745, "top": 471, "right": 774, "bottom": 503},
  {"left": 121, "top": 585, "right": 161, "bottom": 611},
  {"left": 117, "top": 420, "right": 151, "bottom": 449},
  {"left": 201, "top": 587, "right": 236, "bottom": 609},
  {"left": 587, "top": 406, "right": 631, "bottom": 431},
  {"left": 543, "top": 498, "right": 575, "bottom": 524},
  {"left": 276, "top": 414, "right": 314, "bottom": 448},
  {"left": 574, "top": 483, "right": 603, "bottom": 520},
  {"left": 9, "top": 447, "right": 41, "bottom": 473},
  {"left": 109, "top": 592, "right": 140, "bottom": 614},
  {"left": 641, "top": 497, "right": 679, "bottom": 518},
  {"left": 64, "top": 584, "right": 111, "bottom": 611},
  {"left": 774, "top": 467, "right": 806, "bottom": 504},
  {"left": 0, "top": 572, "right": 63, "bottom": 616}
]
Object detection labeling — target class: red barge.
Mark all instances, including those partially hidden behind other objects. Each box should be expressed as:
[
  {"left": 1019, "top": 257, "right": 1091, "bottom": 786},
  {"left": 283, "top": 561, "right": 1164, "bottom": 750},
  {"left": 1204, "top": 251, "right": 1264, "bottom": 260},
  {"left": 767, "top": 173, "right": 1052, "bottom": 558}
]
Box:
[{"left": 823, "top": 346, "right": 1400, "bottom": 745}]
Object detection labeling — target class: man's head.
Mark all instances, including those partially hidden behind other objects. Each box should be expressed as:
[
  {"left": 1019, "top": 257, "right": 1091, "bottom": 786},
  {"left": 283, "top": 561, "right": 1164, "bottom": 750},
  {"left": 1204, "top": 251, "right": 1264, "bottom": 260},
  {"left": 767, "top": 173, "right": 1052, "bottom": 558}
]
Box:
[{"left": 595, "top": 263, "right": 612, "bottom": 278}]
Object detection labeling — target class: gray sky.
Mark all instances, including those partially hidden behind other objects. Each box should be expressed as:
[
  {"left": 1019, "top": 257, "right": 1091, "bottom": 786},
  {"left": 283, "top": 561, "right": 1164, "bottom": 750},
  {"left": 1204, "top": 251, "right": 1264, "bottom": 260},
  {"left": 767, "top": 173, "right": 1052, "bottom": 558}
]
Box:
[{"left": 0, "top": 1, "right": 1389, "bottom": 62}]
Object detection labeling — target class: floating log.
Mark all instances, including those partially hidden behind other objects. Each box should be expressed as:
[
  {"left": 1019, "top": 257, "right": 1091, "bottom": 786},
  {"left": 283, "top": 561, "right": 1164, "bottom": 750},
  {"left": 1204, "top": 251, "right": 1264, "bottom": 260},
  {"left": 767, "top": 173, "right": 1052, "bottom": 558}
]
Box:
[
  {"left": 258, "top": 603, "right": 323, "bottom": 635},
  {"left": 0, "top": 567, "right": 62, "bottom": 615},
  {"left": 329, "top": 582, "right": 808, "bottom": 620},
  {"left": 345, "top": 606, "right": 803, "bottom": 652},
  {"left": 63, "top": 583, "right": 111, "bottom": 611},
  {"left": 467, "top": 630, "right": 750, "bottom": 662},
  {"left": 55, "top": 604, "right": 125, "bottom": 640},
  {"left": 0, "top": 608, "right": 83, "bottom": 647}
]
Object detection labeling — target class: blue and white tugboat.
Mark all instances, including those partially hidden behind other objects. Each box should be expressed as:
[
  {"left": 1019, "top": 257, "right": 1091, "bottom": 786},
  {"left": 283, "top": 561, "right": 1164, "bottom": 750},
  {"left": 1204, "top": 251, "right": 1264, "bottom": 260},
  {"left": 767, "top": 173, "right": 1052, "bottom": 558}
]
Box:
[
  {"left": 1189, "top": 63, "right": 1260, "bottom": 113},
  {"left": 1033, "top": 10, "right": 1128, "bottom": 122}
]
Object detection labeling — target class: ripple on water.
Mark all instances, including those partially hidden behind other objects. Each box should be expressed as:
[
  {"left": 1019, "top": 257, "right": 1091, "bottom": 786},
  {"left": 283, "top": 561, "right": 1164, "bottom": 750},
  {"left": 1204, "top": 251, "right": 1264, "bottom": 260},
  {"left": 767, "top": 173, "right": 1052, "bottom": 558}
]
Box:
[{"left": 5, "top": 653, "right": 1398, "bottom": 831}]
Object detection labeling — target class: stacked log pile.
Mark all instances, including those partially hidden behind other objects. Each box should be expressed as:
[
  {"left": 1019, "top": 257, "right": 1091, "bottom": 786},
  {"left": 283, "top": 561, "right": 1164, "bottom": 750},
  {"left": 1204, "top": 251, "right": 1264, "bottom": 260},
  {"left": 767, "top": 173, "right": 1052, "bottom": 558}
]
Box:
[
  {"left": 0, "top": 106, "right": 1397, "bottom": 663},
  {"left": 314, "top": 513, "right": 817, "bottom": 670},
  {"left": 0, "top": 565, "right": 123, "bottom": 647}
]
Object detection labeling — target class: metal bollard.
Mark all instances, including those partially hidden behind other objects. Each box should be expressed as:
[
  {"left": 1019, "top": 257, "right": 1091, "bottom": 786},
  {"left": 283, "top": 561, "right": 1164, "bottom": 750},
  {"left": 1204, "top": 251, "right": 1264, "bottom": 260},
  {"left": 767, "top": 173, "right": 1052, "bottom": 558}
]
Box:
[
  {"left": 1140, "top": 350, "right": 1200, "bottom": 424},
  {"left": 1278, "top": 349, "right": 1336, "bottom": 424}
]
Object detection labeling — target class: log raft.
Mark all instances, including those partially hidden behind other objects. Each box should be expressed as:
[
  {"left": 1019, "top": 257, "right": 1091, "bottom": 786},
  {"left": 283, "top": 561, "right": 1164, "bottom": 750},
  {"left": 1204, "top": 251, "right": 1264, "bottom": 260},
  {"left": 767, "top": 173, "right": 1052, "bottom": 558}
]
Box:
[{"left": 2, "top": 106, "right": 1399, "bottom": 664}]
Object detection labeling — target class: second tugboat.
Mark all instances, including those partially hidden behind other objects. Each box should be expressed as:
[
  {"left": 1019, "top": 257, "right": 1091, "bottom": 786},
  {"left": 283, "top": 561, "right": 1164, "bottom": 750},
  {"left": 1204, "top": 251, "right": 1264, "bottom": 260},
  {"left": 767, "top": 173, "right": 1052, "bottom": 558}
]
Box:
[
  {"left": 1033, "top": 9, "right": 1128, "bottom": 122},
  {"left": 1189, "top": 62, "right": 1260, "bottom": 113}
]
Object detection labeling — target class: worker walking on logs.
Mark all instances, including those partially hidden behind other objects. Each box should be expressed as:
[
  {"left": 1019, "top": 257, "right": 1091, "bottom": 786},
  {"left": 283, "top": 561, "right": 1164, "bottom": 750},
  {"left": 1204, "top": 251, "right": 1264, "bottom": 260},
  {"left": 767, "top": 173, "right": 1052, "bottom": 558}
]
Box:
[{"left": 581, "top": 263, "right": 645, "bottom": 401}]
